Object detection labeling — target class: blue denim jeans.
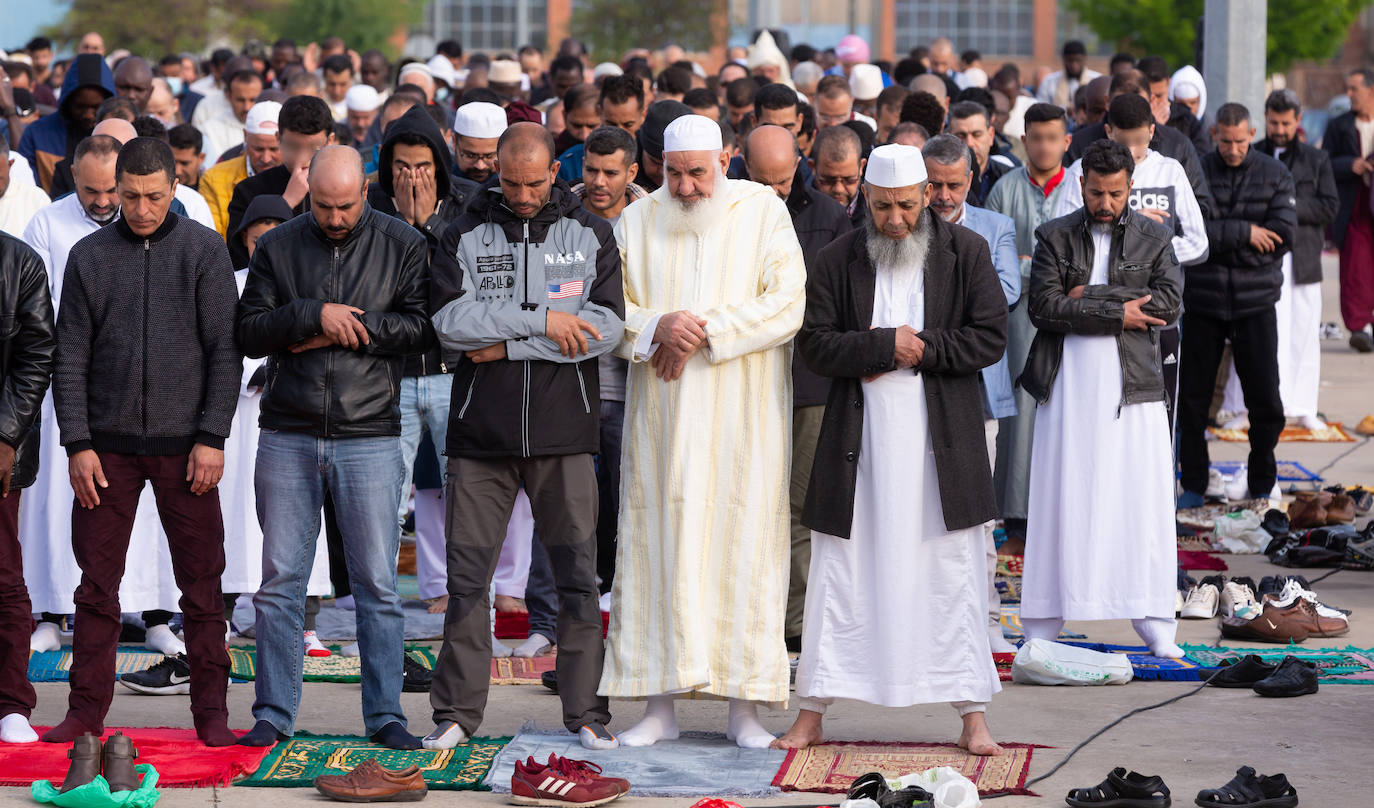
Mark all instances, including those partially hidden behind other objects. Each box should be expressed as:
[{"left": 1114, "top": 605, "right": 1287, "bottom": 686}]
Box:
[
  {"left": 397, "top": 374, "right": 453, "bottom": 525},
  {"left": 252, "top": 430, "right": 407, "bottom": 736}
]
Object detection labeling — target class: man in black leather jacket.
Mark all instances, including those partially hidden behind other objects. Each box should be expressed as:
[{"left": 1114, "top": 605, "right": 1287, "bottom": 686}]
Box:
[
  {"left": 236, "top": 145, "right": 435, "bottom": 750},
  {"left": 0, "top": 231, "right": 54, "bottom": 744}
]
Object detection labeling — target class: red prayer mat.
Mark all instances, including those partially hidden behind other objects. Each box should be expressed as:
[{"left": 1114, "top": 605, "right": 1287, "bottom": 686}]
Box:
[
  {"left": 0, "top": 727, "right": 270, "bottom": 787},
  {"left": 994, "top": 652, "right": 1014, "bottom": 681},
  {"left": 771, "top": 741, "right": 1044, "bottom": 797},
  {"left": 490, "top": 655, "right": 556, "bottom": 684},
  {"left": 1177, "top": 550, "right": 1229, "bottom": 571},
  {"left": 495, "top": 610, "right": 609, "bottom": 639}
]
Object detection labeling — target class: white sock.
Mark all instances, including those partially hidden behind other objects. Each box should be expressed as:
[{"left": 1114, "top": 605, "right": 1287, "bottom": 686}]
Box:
[
  {"left": 1299, "top": 414, "right": 1327, "bottom": 431},
  {"left": 727, "top": 699, "right": 775, "bottom": 749},
  {"left": 1132, "top": 617, "right": 1185, "bottom": 658},
  {"left": 0, "top": 713, "right": 38, "bottom": 743},
  {"left": 145, "top": 623, "right": 186, "bottom": 656},
  {"left": 578, "top": 723, "right": 620, "bottom": 750},
  {"left": 341, "top": 642, "right": 361, "bottom": 657},
  {"left": 617, "top": 694, "right": 678, "bottom": 747},
  {"left": 30, "top": 622, "right": 61, "bottom": 653},
  {"left": 1020, "top": 617, "right": 1064, "bottom": 644},
  {"left": 491, "top": 634, "right": 513, "bottom": 659},
  {"left": 303, "top": 631, "right": 330, "bottom": 657},
  {"left": 987, "top": 622, "right": 1017, "bottom": 654},
  {"left": 512, "top": 633, "right": 552, "bottom": 658},
  {"left": 422, "top": 720, "right": 468, "bottom": 750}
]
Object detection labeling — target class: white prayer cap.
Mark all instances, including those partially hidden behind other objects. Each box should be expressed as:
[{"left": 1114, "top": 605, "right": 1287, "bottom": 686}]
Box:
[
  {"left": 454, "top": 101, "right": 508, "bottom": 139},
  {"left": 593, "top": 62, "right": 623, "bottom": 80},
  {"left": 865, "top": 144, "right": 928, "bottom": 188},
  {"left": 1173, "top": 81, "right": 1200, "bottom": 100},
  {"left": 426, "top": 54, "right": 457, "bottom": 87},
  {"left": 398, "top": 62, "right": 432, "bottom": 83},
  {"left": 961, "top": 67, "right": 988, "bottom": 88},
  {"left": 345, "top": 85, "right": 381, "bottom": 112},
  {"left": 489, "top": 60, "right": 523, "bottom": 85},
  {"left": 244, "top": 101, "right": 282, "bottom": 135},
  {"left": 849, "top": 64, "right": 883, "bottom": 102},
  {"left": 663, "top": 114, "right": 722, "bottom": 153}
]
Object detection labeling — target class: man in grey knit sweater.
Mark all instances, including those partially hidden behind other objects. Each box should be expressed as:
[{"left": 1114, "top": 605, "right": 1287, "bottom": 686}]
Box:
[{"left": 48, "top": 137, "right": 241, "bottom": 747}]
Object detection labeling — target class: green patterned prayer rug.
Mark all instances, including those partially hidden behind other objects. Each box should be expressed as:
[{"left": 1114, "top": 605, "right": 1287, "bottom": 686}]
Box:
[
  {"left": 239, "top": 734, "right": 510, "bottom": 789},
  {"left": 227, "top": 646, "right": 437, "bottom": 682},
  {"left": 1182, "top": 645, "right": 1374, "bottom": 684}
]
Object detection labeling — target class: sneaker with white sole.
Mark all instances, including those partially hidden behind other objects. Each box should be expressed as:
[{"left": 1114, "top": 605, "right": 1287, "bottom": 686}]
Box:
[
  {"left": 1271, "top": 580, "right": 1350, "bottom": 623},
  {"left": 120, "top": 653, "right": 192, "bottom": 695},
  {"left": 1222, "top": 581, "right": 1261, "bottom": 620},
  {"left": 1205, "top": 468, "right": 1228, "bottom": 500},
  {"left": 1180, "top": 583, "right": 1220, "bottom": 619},
  {"left": 511, "top": 754, "right": 625, "bottom": 807},
  {"left": 303, "top": 630, "right": 331, "bottom": 657}
]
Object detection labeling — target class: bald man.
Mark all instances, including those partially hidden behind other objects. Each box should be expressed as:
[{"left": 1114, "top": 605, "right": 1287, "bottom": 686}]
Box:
[
  {"left": 746, "top": 125, "right": 850, "bottom": 649},
  {"left": 237, "top": 145, "right": 436, "bottom": 750}
]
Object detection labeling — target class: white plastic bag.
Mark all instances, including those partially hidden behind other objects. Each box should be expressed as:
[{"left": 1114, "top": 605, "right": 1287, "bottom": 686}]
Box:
[
  {"left": 1010, "top": 638, "right": 1133, "bottom": 685},
  {"left": 1212, "top": 510, "right": 1270, "bottom": 553},
  {"left": 896, "top": 766, "right": 981, "bottom": 808}
]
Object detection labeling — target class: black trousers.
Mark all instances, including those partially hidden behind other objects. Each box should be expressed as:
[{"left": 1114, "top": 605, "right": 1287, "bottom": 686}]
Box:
[{"left": 1177, "top": 308, "right": 1284, "bottom": 498}]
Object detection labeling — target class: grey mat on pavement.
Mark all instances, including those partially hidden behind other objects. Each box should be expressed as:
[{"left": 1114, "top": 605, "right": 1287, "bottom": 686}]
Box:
[{"left": 482, "top": 727, "right": 785, "bottom": 797}]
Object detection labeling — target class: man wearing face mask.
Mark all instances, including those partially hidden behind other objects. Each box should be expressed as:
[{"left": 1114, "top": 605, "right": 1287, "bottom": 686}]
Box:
[{"left": 18, "top": 53, "right": 114, "bottom": 194}]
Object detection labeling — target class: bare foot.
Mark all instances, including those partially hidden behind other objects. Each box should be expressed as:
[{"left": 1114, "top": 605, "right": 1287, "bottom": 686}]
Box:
[
  {"left": 770, "top": 709, "right": 824, "bottom": 750},
  {"left": 957, "top": 712, "right": 1004, "bottom": 756},
  {"left": 998, "top": 535, "right": 1025, "bottom": 556},
  {"left": 494, "top": 595, "right": 527, "bottom": 613},
  {"left": 426, "top": 595, "right": 449, "bottom": 614}
]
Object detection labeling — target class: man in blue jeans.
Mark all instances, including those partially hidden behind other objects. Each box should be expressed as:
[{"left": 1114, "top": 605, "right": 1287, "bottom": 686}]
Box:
[{"left": 235, "top": 146, "right": 435, "bottom": 749}]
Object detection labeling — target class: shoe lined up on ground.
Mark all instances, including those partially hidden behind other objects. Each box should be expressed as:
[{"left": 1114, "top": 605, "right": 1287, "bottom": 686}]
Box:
[
  {"left": 1207, "top": 654, "right": 1319, "bottom": 698},
  {"left": 1287, "top": 489, "right": 1356, "bottom": 529},
  {"left": 847, "top": 771, "right": 934, "bottom": 808},
  {"left": 402, "top": 655, "right": 433, "bottom": 693},
  {"left": 1181, "top": 575, "right": 1225, "bottom": 619},
  {"left": 511, "top": 754, "right": 627, "bottom": 807},
  {"left": 60, "top": 732, "right": 141, "bottom": 793},
  {"left": 313, "top": 758, "right": 428, "bottom": 802},
  {"left": 1221, "top": 597, "right": 1346, "bottom": 644},
  {"left": 1195, "top": 766, "right": 1298, "bottom": 807},
  {"left": 1065, "top": 767, "right": 1170, "bottom": 807}
]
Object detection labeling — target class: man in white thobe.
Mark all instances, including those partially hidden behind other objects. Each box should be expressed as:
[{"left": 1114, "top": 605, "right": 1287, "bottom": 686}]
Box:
[
  {"left": 1018, "top": 140, "right": 1185, "bottom": 657},
  {"left": 599, "top": 115, "right": 806, "bottom": 748},
  {"left": 774, "top": 144, "right": 1007, "bottom": 754}
]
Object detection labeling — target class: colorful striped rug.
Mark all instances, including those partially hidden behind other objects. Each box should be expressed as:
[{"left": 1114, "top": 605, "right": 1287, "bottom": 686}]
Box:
[{"left": 239, "top": 733, "right": 508, "bottom": 789}]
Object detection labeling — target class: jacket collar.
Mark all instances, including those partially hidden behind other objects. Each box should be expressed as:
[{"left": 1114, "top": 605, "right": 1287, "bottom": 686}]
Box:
[
  {"left": 785, "top": 166, "right": 810, "bottom": 215},
  {"left": 114, "top": 211, "right": 179, "bottom": 244}
]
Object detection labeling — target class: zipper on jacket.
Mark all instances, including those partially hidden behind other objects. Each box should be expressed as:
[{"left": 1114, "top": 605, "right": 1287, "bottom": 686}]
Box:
[
  {"left": 324, "top": 245, "right": 338, "bottom": 437},
  {"left": 457, "top": 368, "right": 480, "bottom": 418},
  {"left": 522, "top": 361, "right": 531, "bottom": 457},
  {"left": 142, "top": 239, "right": 150, "bottom": 441},
  {"left": 574, "top": 364, "right": 590, "bottom": 414},
  {"left": 520, "top": 220, "right": 535, "bottom": 311}
]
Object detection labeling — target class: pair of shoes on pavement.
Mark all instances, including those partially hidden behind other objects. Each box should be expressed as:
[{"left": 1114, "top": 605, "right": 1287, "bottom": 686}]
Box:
[
  {"left": 58, "top": 732, "right": 140, "bottom": 793},
  {"left": 1208, "top": 654, "right": 1319, "bottom": 697},
  {"left": 1220, "top": 597, "right": 1348, "bottom": 644},
  {"left": 512, "top": 753, "right": 629, "bottom": 807},
  {"left": 1066, "top": 766, "right": 1298, "bottom": 808}
]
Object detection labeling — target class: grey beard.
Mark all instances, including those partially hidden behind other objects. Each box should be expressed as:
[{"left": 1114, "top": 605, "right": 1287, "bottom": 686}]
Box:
[
  {"left": 661, "top": 171, "right": 731, "bottom": 236},
  {"left": 864, "top": 210, "right": 933, "bottom": 270}
]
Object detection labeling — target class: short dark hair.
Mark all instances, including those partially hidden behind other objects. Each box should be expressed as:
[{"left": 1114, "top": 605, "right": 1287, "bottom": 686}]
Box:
[
  {"left": 279, "top": 95, "right": 334, "bottom": 136},
  {"left": 168, "top": 123, "right": 203, "bottom": 153},
  {"left": 1062, "top": 40, "right": 1087, "bottom": 57},
  {"left": 798, "top": 101, "right": 816, "bottom": 138},
  {"left": 564, "top": 83, "right": 599, "bottom": 111},
  {"left": 583, "top": 125, "right": 637, "bottom": 165},
  {"left": 899, "top": 91, "right": 947, "bottom": 139},
  {"left": 991, "top": 64, "right": 1019, "bottom": 89},
  {"left": 1110, "top": 52, "right": 1137, "bottom": 71},
  {"left": 600, "top": 74, "right": 645, "bottom": 108},
  {"left": 816, "top": 74, "right": 852, "bottom": 100},
  {"left": 26, "top": 36, "right": 53, "bottom": 52},
  {"left": 425, "top": 104, "right": 451, "bottom": 134},
  {"left": 98, "top": 96, "right": 139, "bottom": 122},
  {"left": 949, "top": 100, "right": 989, "bottom": 127},
  {"left": 813, "top": 123, "right": 860, "bottom": 162},
  {"left": 841, "top": 119, "right": 874, "bottom": 155},
  {"left": 1109, "top": 69, "right": 1146, "bottom": 98},
  {"left": 719, "top": 119, "right": 737, "bottom": 151},
  {"left": 791, "top": 44, "right": 817, "bottom": 63},
  {"left": 683, "top": 87, "right": 717, "bottom": 111},
  {"left": 551, "top": 55, "right": 584, "bottom": 76},
  {"left": 228, "top": 68, "right": 263, "bottom": 90},
  {"left": 755, "top": 82, "right": 798, "bottom": 117},
  {"left": 116, "top": 136, "right": 176, "bottom": 182},
  {"left": 461, "top": 87, "right": 503, "bottom": 107},
  {"left": 1106, "top": 93, "right": 1153, "bottom": 130},
  {"left": 961, "top": 49, "right": 982, "bottom": 65},
  {"left": 436, "top": 40, "right": 463, "bottom": 59},
  {"left": 133, "top": 115, "right": 168, "bottom": 141},
  {"left": 954, "top": 88, "right": 995, "bottom": 120},
  {"left": 1136, "top": 55, "right": 1170, "bottom": 85},
  {"left": 210, "top": 48, "right": 235, "bottom": 68},
  {"left": 656, "top": 66, "right": 692, "bottom": 96},
  {"left": 726, "top": 77, "right": 757, "bottom": 109},
  {"left": 75, "top": 134, "right": 121, "bottom": 164},
  {"left": 1350, "top": 67, "right": 1374, "bottom": 88},
  {"left": 273, "top": 38, "right": 297, "bottom": 51},
  {"left": 322, "top": 54, "right": 352, "bottom": 75},
  {"left": 876, "top": 84, "right": 909, "bottom": 113},
  {"left": 1215, "top": 102, "right": 1251, "bottom": 127},
  {"left": 888, "top": 121, "right": 928, "bottom": 143},
  {"left": 1024, "top": 102, "right": 1069, "bottom": 130},
  {"left": 1265, "top": 89, "right": 1302, "bottom": 116},
  {"left": 158, "top": 54, "right": 182, "bottom": 69},
  {"left": 1081, "top": 139, "right": 1135, "bottom": 181},
  {"left": 893, "top": 58, "right": 926, "bottom": 87}
]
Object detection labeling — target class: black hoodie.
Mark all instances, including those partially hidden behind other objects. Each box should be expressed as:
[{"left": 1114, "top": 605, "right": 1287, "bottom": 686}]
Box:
[{"left": 367, "top": 104, "right": 478, "bottom": 376}]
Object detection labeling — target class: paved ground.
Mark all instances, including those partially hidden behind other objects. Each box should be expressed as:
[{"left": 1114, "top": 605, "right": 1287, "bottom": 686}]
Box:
[{"left": 3, "top": 262, "right": 1372, "bottom": 806}]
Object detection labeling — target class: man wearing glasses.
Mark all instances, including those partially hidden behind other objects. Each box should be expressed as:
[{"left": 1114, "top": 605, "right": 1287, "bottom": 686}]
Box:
[{"left": 810, "top": 125, "right": 867, "bottom": 228}]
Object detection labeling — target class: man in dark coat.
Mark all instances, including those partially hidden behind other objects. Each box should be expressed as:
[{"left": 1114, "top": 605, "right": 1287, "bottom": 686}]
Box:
[{"left": 1321, "top": 68, "right": 1374, "bottom": 351}]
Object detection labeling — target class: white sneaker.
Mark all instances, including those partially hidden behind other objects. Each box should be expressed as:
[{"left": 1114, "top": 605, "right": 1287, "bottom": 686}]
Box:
[
  {"left": 1221, "top": 582, "right": 1261, "bottom": 620},
  {"left": 491, "top": 634, "right": 512, "bottom": 659},
  {"left": 304, "top": 630, "right": 331, "bottom": 657},
  {"left": 1299, "top": 415, "right": 1328, "bottom": 432},
  {"left": 30, "top": 622, "right": 61, "bottom": 653},
  {"left": 1224, "top": 470, "right": 1250, "bottom": 502},
  {"left": 1273, "top": 580, "right": 1349, "bottom": 622},
  {"left": 1205, "top": 468, "right": 1228, "bottom": 499},
  {"left": 1180, "top": 584, "right": 1219, "bottom": 619},
  {"left": 145, "top": 623, "right": 187, "bottom": 656},
  {"left": 512, "top": 632, "right": 553, "bottom": 658},
  {"left": 340, "top": 642, "right": 361, "bottom": 657}
]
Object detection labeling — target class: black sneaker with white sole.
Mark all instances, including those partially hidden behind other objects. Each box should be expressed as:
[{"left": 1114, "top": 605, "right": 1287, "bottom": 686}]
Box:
[
  {"left": 120, "top": 653, "right": 192, "bottom": 695},
  {"left": 402, "top": 654, "right": 433, "bottom": 692}
]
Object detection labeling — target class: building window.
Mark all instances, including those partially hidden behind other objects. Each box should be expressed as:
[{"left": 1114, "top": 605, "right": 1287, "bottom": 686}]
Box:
[
  {"left": 422, "top": 0, "right": 549, "bottom": 52},
  {"left": 894, "top": 0, "right": 1034, "bottom": 58}
]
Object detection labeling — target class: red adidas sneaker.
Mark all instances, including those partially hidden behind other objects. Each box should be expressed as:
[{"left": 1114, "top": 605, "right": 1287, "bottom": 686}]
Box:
[{"left": 511, "top": 754, "right": 627, "bottom": 807}]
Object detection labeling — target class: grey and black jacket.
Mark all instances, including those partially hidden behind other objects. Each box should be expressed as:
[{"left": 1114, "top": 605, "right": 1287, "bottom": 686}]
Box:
[
  {"left": 430, "top": 180, "right": 625, "bottom": 459},
  {"left": 1018, "top": 207, "right": 1182, "bottom": 408}
]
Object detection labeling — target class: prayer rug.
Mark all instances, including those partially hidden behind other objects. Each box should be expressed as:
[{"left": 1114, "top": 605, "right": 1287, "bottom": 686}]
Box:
[
  {"left": 239, "top": 734, "right": 508, "bottom": 789},
  {"left": 490, "top": 655, "right": 556, "bottom": 684},
  {"left": 224, "top": 645, "right": 436, "bottom": 683},
  {"left": 1062, "top": 642, "right": 1209, "bottom": 682},
  {"left": 1177, "top": 500, "right": 1271, "bottom": 531},
  {"left": 484, "top": 729, "right": 785, "bottom": 797},
  {"left": 1000, "top": 604, "right": 1086, "bottom": 641},
  {"left": 1182, "top": 644, "right": 1374, "bottom": 684},
  {"left": 495, "top": 610, "right": 609, "bottom": 640},
  {"left": 27, "top": 646, "right": 167, "bottom": 683},
  {"left": 994, "top": 652, "right": 1014, "bottom": 681},
  {"left": 1209, "top": 460, "right": 1322, "bottom": 482},
  {"left": 1208, "top": 422, "right": 1355, "bottom": 442},
  {"left": 0, "top": 727, "right": 269, "bottom": 787},
  {"left": 770, "top": 741, "right": 1042, "bottom": 796},
  {"left": 1178, "top": 550, "right": 1228, "bottom": 571}
]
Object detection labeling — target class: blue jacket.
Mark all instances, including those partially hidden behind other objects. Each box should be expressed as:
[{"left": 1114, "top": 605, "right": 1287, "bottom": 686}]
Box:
[
  {"left": 18, "top": 54, "right": 114, "bottom": 193},
  {"left": 959, "top": 204, "right": 1020, "bottom": 419}
]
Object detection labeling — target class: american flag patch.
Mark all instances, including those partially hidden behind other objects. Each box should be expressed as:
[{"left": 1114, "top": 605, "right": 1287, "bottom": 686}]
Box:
[{"left": 547, "top": 280, "right": 585, "bottom": 299}]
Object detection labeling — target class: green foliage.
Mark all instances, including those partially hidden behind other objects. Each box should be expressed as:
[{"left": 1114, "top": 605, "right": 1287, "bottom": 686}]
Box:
[
  {"left": 44, "top": 0, "right": 278, "bottom": 57},
  {"left": 571, "top": 0, "right": 714, "bottom": 61},
  {"left": 1065, "top": 0, "right": 1372, "bottom": 75},
  {"left": 268, "top": 0, "right": 425, "bottom": 59}
]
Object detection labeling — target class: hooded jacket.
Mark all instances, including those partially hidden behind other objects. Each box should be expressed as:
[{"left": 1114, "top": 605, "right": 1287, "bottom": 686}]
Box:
[
  {"left": 17, "top": 54, "right": 114, "bottom": 194},
  {"left": 367, "top": 105, "right": 479, "bottom": 376},
  {"left": 430, "top": 181, "right": 625, "bottom": 459}
]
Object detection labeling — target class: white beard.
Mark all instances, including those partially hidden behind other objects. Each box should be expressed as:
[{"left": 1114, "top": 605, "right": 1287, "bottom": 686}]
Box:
[
  {"left": 864, "top": 210, "right": 933, "bottom": 272},
  {"left": 660, "top": 171, "right": 732, "bottom": 236}
]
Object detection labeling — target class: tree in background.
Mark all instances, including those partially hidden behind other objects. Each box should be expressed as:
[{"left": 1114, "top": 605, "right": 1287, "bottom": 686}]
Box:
[
  {"left": 1067, "top": 0, "right": 1373, "bottom": 74},
  {"left": 571, "top": 0, "right": 715, "bottom": 61},
  {"left": 269, "top": 0, "right": 424, "bottom": 59}
]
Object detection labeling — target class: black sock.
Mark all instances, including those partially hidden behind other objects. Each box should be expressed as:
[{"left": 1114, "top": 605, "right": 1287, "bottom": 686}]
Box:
[
  {"left": 237, "top": 719, "right": 288, "bottom": 747},
  {"left": 370, "top": 721, "right": 421, "bottom": 750}
]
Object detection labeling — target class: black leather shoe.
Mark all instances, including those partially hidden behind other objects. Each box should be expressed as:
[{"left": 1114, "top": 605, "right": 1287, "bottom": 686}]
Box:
[
  {"left": 1253, "top": 655, "right": 1319, "bottom": 697},
  {"left": 541, "top": 669, "right": 558, "bottom": 693},
  {"left": 402, "top": 654, "right": 432, "bottom": 693},
  {"left": 1209, "top": 654, "right": 1279, "bottom": 688},
  {"left": 1260, "top": 509, "right": 1290, "bottom": 537}
]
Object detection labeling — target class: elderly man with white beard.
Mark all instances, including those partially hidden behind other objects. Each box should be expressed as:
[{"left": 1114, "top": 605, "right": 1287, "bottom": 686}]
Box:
[
  {"left": 773, "top": 144, "right": 1008, "bottom": 754},
  {"left": 599, "top": 115, "right": 806, "bottom": 749}
]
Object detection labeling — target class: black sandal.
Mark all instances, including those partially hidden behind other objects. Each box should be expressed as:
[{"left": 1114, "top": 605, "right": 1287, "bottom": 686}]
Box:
[
  {"left": 1067, "top": 768, "right": 1172, "bottom": 807},
  {"left": 1195, "top": 767, "right": 1298, "bottom": 808}
]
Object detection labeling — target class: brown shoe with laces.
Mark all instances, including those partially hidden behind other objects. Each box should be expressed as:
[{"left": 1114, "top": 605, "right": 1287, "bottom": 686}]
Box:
[{"left": 313, "top": 758, "right": 428, "bottom": 802}]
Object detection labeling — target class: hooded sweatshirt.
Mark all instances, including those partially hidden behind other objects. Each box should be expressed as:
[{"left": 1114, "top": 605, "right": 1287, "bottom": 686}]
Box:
[{"left": 17, "top": 54, "right": 114, "bottom": 193}]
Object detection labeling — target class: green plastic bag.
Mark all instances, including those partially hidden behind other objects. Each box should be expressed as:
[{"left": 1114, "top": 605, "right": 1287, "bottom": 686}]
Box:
[{"left": 31, "top": 764, "right": 160, "bottom": 808}]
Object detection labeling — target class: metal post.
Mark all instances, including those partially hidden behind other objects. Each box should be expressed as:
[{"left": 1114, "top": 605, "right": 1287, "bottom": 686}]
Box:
[
  {"left": 516, "top": 0, "right": 531, "bottom": 48},
  {"left": 1203, "top": 0, "right": 1268, "bottom": 123}
]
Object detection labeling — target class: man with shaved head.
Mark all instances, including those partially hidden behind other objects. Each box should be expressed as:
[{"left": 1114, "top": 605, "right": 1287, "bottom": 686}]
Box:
[
  {"left": 237, "top": 144, "right": 436, "bottom": 750},
  {"left": 113, "top": 57, "right": 154, "bottom": 113},
  {"left": 746, "top": 124, "right": 849, "bottom": 651},
  {"left": 427, "top": 121, "right": 625, "bottom": 753}
]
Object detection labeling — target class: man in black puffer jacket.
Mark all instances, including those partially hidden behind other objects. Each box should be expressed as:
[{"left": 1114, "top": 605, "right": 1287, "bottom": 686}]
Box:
[
  {"left": 1178, "top": 103, "right": 1297, "bottom": 508},
  {"left": 0, "top": 231, "right": 54, "bottom": 744}
]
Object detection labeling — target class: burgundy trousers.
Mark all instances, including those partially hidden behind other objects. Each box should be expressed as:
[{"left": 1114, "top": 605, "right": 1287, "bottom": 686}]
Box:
[
  {"left": 0, "top": 491, "right": 35, "bottom": 719},
  {"left": 67, "top": 453, "right": 229, "bottom": 732},
  {"left": 1340, "top": 184, "right": 1374, "bottom": 333}
]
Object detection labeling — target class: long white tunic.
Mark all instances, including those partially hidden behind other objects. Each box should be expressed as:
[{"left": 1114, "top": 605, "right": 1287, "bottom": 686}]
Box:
[
  {"left": 599, "top": 181, "right": 806, "bottom": 707},
  {"left": 1021, "top": 225, "right": 1176, "bottom": 621},
  {"left": 796, "top": 256, "right": 1001, "bottom": 707},
  {"left": 20, "top": 197, "right": 180, "bottom": 613}
]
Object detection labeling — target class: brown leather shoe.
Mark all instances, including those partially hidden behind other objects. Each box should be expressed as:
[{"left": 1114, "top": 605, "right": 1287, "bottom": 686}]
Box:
[
  {"left": 1288, "top": 491, "right": 1330, "bottom": 529},
  {"left": 1269, "top": 597, "right": 1350, "bottom": 638},
  {"left": 314, "top": 759, "right": 428, "bottom": 802},
  {"left": 1325, "top": 493, "right": 1356, "bottom": 524},
  {"left": 102, "top": 732, "right": 140, "bottom": 792},
  {"left": 59, "top": 734, "right": 102, "bottom": 793},
  {"left": 1220, "top": 602, "right": 1310, "bottom": 643}
]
